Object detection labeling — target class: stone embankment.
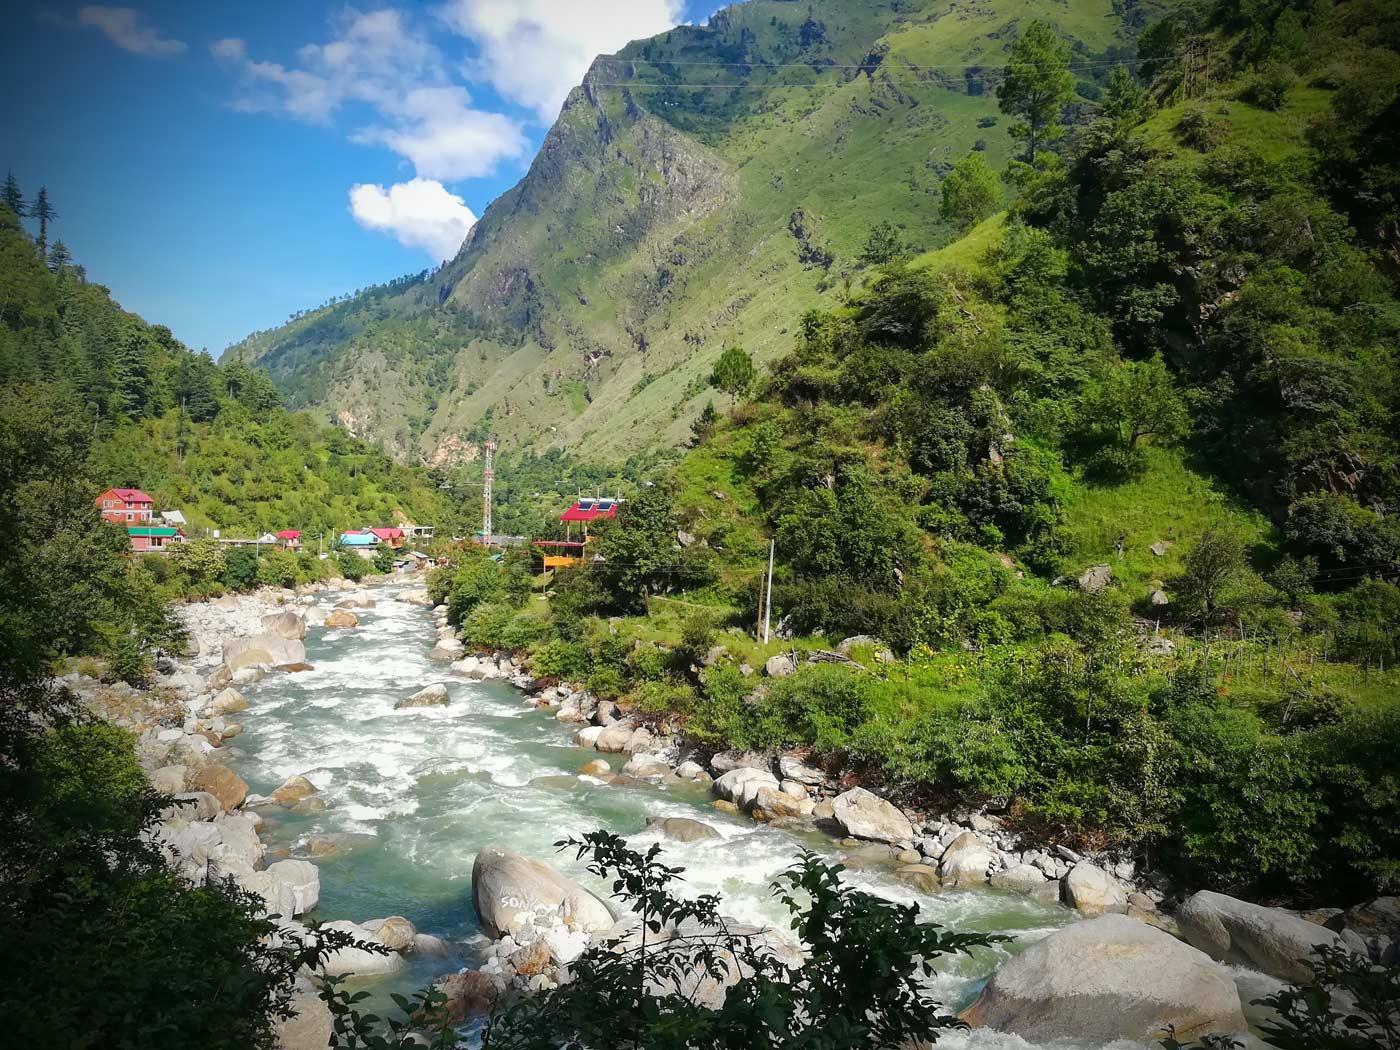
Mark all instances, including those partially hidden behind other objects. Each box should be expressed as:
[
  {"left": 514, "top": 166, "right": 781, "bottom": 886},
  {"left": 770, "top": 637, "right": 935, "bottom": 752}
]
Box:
[{"left": 60, "top": 576, "right": 445, "bottom": 1050}]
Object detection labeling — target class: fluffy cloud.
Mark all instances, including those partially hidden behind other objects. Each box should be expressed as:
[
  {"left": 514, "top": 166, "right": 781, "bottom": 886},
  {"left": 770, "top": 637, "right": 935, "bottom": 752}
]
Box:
[
  {"left": 212, "top": 9, "right": 527, "bottom": 180},
  {"left": 349, "top": 178, "right": 477, "bottom": 260},
  {"left": 439, "top": 0, "right": 684, "bottom": 120},
  {"left": 76, "top": 6, "right": 185, "bottom": 56}
]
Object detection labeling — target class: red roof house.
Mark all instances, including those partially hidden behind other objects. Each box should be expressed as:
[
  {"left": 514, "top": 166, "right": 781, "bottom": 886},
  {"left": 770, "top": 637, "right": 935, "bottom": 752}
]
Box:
[
  {"left": 368, "top": 527, "right": 405, "bottom": 548},
  {"left": 96, "top": 487, "right": 154, "bottom": 526},
  {"left": 559, "top": 498, "right": 620, "bottom": 523},
  {"left": 275, "top": 529, "right": 302, "bottom": 549}
]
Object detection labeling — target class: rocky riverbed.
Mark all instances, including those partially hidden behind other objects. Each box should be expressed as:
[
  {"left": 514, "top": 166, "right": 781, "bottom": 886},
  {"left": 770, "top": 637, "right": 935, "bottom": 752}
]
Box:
[{"left": 59, "top": 579, "right": 1400, "bottom": 1049}]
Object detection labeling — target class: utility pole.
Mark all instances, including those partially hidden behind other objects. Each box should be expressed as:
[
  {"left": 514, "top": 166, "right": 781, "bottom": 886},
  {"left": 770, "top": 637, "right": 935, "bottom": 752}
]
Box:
[
  {"left": 763, "top": 539, "right": 775, "bottom": 644},
  {"left": 481, "top": 436, "right": 497, "bottom": 544}
]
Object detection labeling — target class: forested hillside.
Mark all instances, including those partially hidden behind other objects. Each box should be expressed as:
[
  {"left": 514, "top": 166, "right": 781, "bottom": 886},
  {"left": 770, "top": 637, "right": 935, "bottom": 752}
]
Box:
[
  {"left": 226, "top": 0, "right": 1158, "bottom": 461},
  {"left": 426, "top": 0, "right": 1400, "bottom": 904},
  {"left": 0, "top": 190, "right": 458, "bottom": 538}
]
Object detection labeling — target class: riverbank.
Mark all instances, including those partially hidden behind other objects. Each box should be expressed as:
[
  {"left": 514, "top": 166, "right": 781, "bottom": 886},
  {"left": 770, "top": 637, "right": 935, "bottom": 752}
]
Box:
[{"left": 60, "top": 582, "right": 1398, "bottom": 1048}]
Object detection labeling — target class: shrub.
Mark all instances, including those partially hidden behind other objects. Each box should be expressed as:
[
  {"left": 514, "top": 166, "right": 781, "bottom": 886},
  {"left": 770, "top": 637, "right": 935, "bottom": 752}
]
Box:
[
  {"left": 1243, "top": 61, "right": 1296, "bottom": 110},
  {"left": 530, "top": 639, "right": 589, "bottom": 680},
  {"left": 752, "top": 665, "right": 871, "bottom": 754},
  {"left": 336, "top": 550, "right": 367, "bottom": 582},
  {"left": 1176, "top": 107, "right": 1226, "bottom": 150},
  {"left": 223, "top": 547, "right": 259, "bottom": 590},
  {"left": 31, "top": 722, "right": 148, "bottom": 839},
  {"left": 256, "top": 549, "right": 299, "bottom": 589}
]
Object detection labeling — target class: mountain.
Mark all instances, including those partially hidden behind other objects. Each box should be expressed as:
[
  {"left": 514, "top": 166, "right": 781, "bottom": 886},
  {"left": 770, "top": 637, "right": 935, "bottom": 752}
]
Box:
[{"left": 224, "top": 0, "right": 1156, "bottom": 463}]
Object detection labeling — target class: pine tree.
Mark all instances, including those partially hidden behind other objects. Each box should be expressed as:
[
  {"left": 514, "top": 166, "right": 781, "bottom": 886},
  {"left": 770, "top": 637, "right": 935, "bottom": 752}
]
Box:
[
  {"left": 996, "top": 22, "right": 1075, "bottom": 163},
  {"left": 32, "top": 187, "right": 55, "bottom": 258},
  {"left": 48, "top": 239, "right": 72, "bottom": 273},
  {"left": 2, "top": 171, "right": 24, "bottom": 218}
]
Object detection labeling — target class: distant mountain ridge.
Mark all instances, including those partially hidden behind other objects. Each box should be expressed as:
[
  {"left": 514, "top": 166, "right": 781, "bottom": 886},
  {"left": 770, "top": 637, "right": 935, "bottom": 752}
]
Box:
[{"left": 225, "top": 0, "right": 1155, "bottom": 463}]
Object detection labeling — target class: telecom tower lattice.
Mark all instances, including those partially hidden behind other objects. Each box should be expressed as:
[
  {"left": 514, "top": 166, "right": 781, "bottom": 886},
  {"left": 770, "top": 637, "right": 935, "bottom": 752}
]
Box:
[{"left": 481, "top": 437, "right": 497, "bottom": 542}]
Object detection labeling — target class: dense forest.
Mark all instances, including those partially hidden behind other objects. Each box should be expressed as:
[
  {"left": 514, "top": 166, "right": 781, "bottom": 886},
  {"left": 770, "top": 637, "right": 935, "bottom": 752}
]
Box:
[{"left": 0, "top": 190, "right": 458, "bottom": 539}]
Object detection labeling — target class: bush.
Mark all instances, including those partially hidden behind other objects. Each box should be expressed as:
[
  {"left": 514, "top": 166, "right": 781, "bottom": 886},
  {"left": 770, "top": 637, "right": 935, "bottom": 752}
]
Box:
[
  {"left": 750, "top": 665, "right": 871, "bottom": 754},
  {"left": 30, "top": 722, "right": 148, "bottom": 839},
  {"left": 336, "top": 550, "right": 367, "bottom": 582},
  {"left": 1243, "top": 61, "right": 1296, "bottom": 110},
  {"left": 222, "top": 547, "right": 259, "bottom": 591},
  {"left": 256, "top": 549, "right": 299, "bottom": 589},
  {"left": 531, "top": 639, "right": 589, "bottom": 680},
  {"left": 1176, "top": 107, "right": 1226, "bottom": 150}
]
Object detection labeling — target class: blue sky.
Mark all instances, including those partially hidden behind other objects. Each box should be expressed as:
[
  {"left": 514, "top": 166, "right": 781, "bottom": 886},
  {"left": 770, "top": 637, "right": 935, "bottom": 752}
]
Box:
[{"left": 1, "top": 1, "right": 721, "bottom": 353}]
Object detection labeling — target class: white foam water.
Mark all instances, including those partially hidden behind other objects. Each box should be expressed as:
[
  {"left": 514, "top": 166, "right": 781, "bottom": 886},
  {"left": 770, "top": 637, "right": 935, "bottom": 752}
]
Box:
[{"left": 223, "top": 591, "right": 1264, "bottom": 1048}]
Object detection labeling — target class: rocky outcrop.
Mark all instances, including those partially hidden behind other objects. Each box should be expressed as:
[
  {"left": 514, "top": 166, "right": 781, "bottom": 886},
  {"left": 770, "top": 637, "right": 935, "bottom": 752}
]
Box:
[
  {"left": 962, "top": 915, "right": 1246, "bottom": 1042},
  {"left": 830, "top": 787, "right": 912, "bottom": 845},
  {"left": 471, "top": 846, "right": 615, "bottom": 939},
  {"left": 1177, "top": 889, "right": 1345, "bottom": 982}
]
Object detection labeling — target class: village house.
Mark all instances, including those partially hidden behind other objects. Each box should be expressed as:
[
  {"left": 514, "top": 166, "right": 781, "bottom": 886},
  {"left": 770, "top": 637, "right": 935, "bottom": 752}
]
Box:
[
  {"left": 126, "top": 525, "right": 179, "bottom": 552},
  {"left": 96, "top": 487, "right": 154, "bottom": 526},
  {"left": 368, "top": 526, "right": 405, "bottom": 549},
  {"left": 533, "top": 498, "right": 620, "bottom": 570},
  {"left": 276, "top": 529, "right": 301, "bottom": 550}
]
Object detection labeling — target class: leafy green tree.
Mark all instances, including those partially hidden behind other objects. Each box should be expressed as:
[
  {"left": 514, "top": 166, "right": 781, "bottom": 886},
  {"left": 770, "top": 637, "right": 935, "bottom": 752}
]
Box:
[
  {"left": 997, "top": 21, "right": 1075, "bottom": 162},
  {"left": 223, "top": 547, "right": 259, "bottom": 590},
  {"left": 434, "top": 832, "right": 997, "bottom": 1050},
  {"left": 169, "top": 537, "right": 227, "bottom": 586},
  {"left": 1098, "top": 64, "right": 1152, "bottom": 128},
  {"left": 1084, "top": 354, "right": 1188, "bottom": 451},
  {"left": 337, "top": 549, "right": 368, "bottom": 582},
  {"left": 859, "top": 220, "right": 907, "bottom": 266},
  {"left": 593, "top": 483, "right": 704, "bottom": 613},
  {"left": 373, "top": 543, "right": 396, "bottom": 574},
  {"left": 709, "top": 345, "right": 756, "bottom": 407},
  {"left": 940, "top": 151, "right": 1003, "bottom": 230},
  {"left": 1174, "top": 527, "right": 1248, "bottom": 624}
]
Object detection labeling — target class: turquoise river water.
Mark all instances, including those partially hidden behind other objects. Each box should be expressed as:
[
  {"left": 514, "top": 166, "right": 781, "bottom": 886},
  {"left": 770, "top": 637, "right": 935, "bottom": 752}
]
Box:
[{"left": 224, "top": 587, "right": 1279, "bottom": 1049}]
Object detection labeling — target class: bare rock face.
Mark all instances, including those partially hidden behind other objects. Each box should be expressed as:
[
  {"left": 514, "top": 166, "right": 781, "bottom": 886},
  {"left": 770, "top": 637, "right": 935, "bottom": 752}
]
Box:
[
  {"left": 471, "top": 846, "right": 614, "bottom": 939},
  {"left": 962, "top": 914, "right": 1246, "bottom": 1043},
  {"left": 830, "top": 787, "right": 913, "bottom": 845},
  {"left": 1177, "top": 889, "right": 1346, "bottom": 982}
]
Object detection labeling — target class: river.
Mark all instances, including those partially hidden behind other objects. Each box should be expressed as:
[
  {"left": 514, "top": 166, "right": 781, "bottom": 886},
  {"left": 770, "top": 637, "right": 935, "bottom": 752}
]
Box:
[{"left": 225, "top": 587, "right": 1278, "bottom": 1048}]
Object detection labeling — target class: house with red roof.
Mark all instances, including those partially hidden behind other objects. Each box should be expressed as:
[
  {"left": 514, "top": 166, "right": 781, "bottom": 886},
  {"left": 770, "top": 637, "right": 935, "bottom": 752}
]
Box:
[
  {"left": 368, "top": 526, "right": 405, "bottom": 549},
  {"left": 96, "top": 487, "right": 154, "bottom": 526},
  {"left": 276, "top": 529, "right": 302, "bottom": 550},
  {"left": 534, "top": 498, "right": 623, "bottom": 569}
]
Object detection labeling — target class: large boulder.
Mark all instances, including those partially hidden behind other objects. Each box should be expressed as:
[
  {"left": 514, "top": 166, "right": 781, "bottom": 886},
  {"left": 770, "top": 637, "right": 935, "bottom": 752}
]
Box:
[
  {"left": 595, "top": 724, "right": 637, "bottom": 753},
  {"left": 963, "top": 915, "right": 1245, "bottom": 1042},
  {"left": 316, "top": 920, "right": 406, "bottom": 978},
  {"left": 1061, "top": 862, "right": 1127, "bottom": 916},
  {"left": 324, "top": 609, "right": 359, "bottom": 629},
  {"left": 274, "top": 989, "right": 334, "bottom": 1050},
  {"left": 269, "top": 775, "right": 317, "bottom": 806},
  {"left": 471, "top": 846, "right": 614, "bottom": 939},
  {"left": 712, "top": 766, "right": 779, "bottom": 808},
  {"left": 645, "top": 816, "right": 721, "bottom": 843},
  {"left": 336, "top": 593, "right": 376, "bottom": 609},
  {"left": 266, "top": 858, "right": 320, "bottom": 915},
  {"left": 751, "top": 787, "right": 805, "bottom": 822},
  {"left": 777, "top": 755, "right": 825, "bottom": 786},
  {"left": 239, "top": 870, "right": 299, "bottom": 920},
  {"left": 939, "top": 831, "right": 996, "bottom": 887},
  {"left": 394, "top": 683, "right": 450, "bottom": 709},
  {"left": 365, "top": 915, "right": 416, "bottom": 952},
  {"left": 1177, "top": 889, "right": 1345, "bottom": 982},
  {"left": 989, "top": 864, "right": 1055, "bottom": 899},
  {"left": 710, "top": 750, "right": 771, "bottom": 775},
  {"left": 764, "top": 654, "right": 795, "bottom": 678},
  {"left": 830, "top": 787, "right": 913, "bottom": 845},
  {"left": 262, "top": 610, "right": 308, "bottom": 641},
  {"left": 207, "top": 687, "right": 248, "bottom": 715},
  {"left": 223, "top": 633, "right": 307, "bottom": 672},
  {"left": 192, "top": 764, "right": 248, "bottom": 811},
  {"left": 430, "top": 970, "right": 501, "bottom": 1023},
  {"left": 1078, "top": 564, "right": 1113, "bottom": 593},
  {"left": 612, "top": 915, "right": 804, "bottom": 1009}
]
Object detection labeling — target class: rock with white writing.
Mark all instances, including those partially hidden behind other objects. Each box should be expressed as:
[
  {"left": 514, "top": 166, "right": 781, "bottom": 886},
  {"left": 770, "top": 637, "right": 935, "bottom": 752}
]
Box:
[{"left": 471, "top": 846, "right": 614, "bottom": 939}]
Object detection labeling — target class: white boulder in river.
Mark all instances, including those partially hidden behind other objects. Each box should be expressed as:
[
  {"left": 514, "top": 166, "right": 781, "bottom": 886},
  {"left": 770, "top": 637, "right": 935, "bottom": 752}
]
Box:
[
  {"left": 1177, "top": 889, "right": 1345, "bottom": 982},
  {"left": 472, "top": 845, "right": 615, "bottom": 939},
  {"left": 962, "top": 914, "right": 1246, "bottom": 1042},
  {"left": 830, "top": 787, "right": 913, "bottom": 844}
]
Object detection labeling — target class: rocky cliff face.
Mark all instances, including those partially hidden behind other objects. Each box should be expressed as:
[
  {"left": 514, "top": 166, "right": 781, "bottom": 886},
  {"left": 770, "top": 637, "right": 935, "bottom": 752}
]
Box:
[{"left": 226, "top": 0, "right": 1151, "bottom": 462}]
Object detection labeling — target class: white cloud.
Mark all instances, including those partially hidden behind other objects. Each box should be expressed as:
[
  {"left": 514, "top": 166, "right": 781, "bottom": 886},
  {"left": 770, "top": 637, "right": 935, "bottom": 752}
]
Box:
[
  {"left": 353, "top": 85, "right": 528, "bottom": 181},
  {"left": 212, "top": 9, "right": 527, "bottom": 178},
  {"left": 439, "top": 0, "right": 684, "bottom": 121},
  {"left": 76, "top": 6, "right": 185, "bottom": 56},
  {"left": 349, "top": 178, "right": 477, "bottom": 260}
]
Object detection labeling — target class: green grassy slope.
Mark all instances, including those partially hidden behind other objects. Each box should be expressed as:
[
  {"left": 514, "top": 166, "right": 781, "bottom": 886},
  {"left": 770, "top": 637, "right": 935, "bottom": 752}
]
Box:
[{"left": 226, "top": 0, "right": 1156, "bottom": 463}]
